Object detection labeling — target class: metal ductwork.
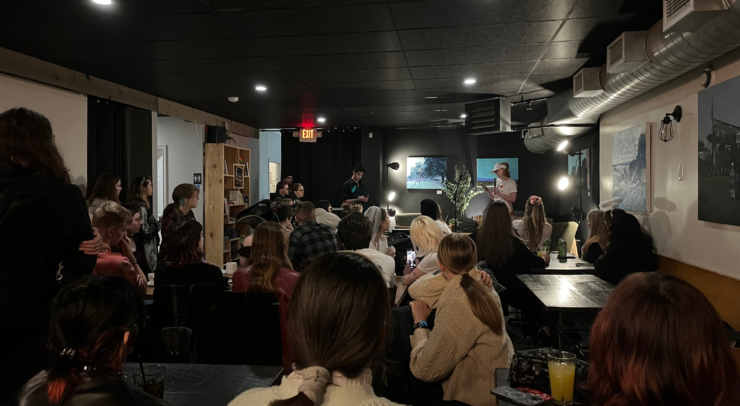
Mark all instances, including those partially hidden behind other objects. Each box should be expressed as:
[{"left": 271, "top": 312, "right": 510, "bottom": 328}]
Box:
[{"left": 524, "top": 0, "right": 740, "bottom": 153}]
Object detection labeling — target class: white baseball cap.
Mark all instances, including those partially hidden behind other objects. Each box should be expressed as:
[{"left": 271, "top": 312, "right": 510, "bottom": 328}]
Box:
[{"left": 493, "top": 163, "right": 507, "bottom": 171}]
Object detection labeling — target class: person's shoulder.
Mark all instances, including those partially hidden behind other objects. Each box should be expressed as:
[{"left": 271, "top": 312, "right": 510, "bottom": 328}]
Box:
[
  {"left": 58, "top": 182, "right": 86, "bottom": 200},
  {"left": 228, "top": 386, "right": 281, "bottom": 406}
]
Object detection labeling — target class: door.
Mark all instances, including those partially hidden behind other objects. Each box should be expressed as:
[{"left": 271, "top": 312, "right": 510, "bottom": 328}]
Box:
[{"left": 268, "top": 161, "right": 280, "bottom": 197}]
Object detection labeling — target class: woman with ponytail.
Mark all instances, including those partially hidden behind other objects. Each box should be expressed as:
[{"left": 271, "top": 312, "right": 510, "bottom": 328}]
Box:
[
  {"left": 407, "top": 234, "right": 513, "bottom": 406},
  {"left": 512, "top": 195, "right": 551, "bottom": 250},
  {"left": 229, "top": 252, "right": 402, "bottom": 406},
  {"left": 17, "top": 275, "right": 166, "bottom": 406}
]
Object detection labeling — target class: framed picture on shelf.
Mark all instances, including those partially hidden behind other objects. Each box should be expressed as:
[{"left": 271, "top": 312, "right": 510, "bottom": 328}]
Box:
[{"left": 234, "top": 164, "right": 244, "bottom": 181}]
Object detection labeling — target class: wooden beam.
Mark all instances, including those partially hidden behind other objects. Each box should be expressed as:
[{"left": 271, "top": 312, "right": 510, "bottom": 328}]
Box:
[
  {"left": 0, "top": 47, "right": 260, "bottom": 135},
  {"left": 0, "top": 47, "right": 157, "bottom": 111}
]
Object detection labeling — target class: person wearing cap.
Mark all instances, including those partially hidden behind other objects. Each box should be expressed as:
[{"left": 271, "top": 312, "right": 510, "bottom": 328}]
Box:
[{"left": 483, "top": 162, "right": 517, "bottom": 213}]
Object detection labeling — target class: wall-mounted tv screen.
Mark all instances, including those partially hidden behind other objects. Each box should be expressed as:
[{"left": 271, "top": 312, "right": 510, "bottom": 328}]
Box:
[
  {"left": 407, "top": 157, "right": 447, "bottom": 189},
  {"left": 476, "top": 158, "right": 519, "bottom": 186}
]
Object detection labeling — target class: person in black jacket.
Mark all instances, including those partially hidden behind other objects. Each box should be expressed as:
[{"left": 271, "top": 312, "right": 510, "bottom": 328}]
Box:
[
  {"left": 591, "top": 209, "right": 658, "bottom": 285},
  {"left": 16, "top": 275, "right": 167, "bottom": 406},
  {"left": 155, "top": 220, "right": 223, "bottom": 288},
  {"left": 127, "top": 176, "right": 160, "bottom": 272},
  {"left": 0, "top": 108, "right": 103, "bottom": 400}
]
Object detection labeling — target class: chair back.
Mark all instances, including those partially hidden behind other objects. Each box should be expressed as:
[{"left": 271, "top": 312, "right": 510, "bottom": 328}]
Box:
[
  {"left": 207, "top": 291, "right": 282, "bottom": 366},
  {"left": 388, "top": 285, "right": 398, "bottom": 308},
  {"left": 549, "top": 221, "right": 578, "bottom": 251}
]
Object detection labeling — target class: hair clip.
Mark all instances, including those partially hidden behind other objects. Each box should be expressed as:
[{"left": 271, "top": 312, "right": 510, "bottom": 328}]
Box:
[{"left": 60, "top": 347, "right": 76, "bottom": 358}]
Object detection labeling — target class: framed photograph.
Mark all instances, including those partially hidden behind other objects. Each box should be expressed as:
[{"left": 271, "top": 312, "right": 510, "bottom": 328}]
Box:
[
  {"left": 234, "top": 164, "right": 244, "bottom": 181},
  {"left": 612, "top": 123, "right": 651, "bottom": 213},
  {"left": 407, "top": 157, "right": 447, "bottom": 189},
  {"left": 476, "top": 158, "right": 519, "bottom": 187},
  {"left": 567, "top": 149, "right": 590, "bottom": 191}
]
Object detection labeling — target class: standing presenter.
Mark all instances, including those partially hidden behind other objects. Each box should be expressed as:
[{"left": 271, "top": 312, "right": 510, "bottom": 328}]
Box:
[{"left": 483, "top": 162, "right": 517, "bottom": 214}]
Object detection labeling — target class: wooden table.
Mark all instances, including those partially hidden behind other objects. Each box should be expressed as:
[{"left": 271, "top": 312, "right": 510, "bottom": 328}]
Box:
[
  {"left": 394, "top": 275, "right": 408, "bottom": 307},
  {"left": 144, "top": 274, "right": 234, "bottom": 301},
  {"left": 517, "top": 274, "right": 613, "bottom": 313},
  {"left": 124, "top": 363, "right": 283, "bottom": 406},
  {"left": 532, "top": 252, "right": 595, "bottom": 275}
]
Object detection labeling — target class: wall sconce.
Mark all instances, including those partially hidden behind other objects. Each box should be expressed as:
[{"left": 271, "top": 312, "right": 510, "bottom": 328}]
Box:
[{"left": 659, "top": 106, "right": 682, "bottom": 143}]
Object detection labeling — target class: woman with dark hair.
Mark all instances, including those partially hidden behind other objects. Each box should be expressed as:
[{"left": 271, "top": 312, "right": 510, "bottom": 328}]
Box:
[
  {"left": 420, "top": 199, "right": 451, "bottom": 234},
  {"left": 512, "top": 195, "right": 551, "bottom": 250},
  {"left": 159, "top": 183, "right": 199, "bottom": 259},
  {"left": 229, "top": 252, "right": 401, "bottom": 406},
  {"left": 233, "top": 222, "right": 299, "bottom": 371},
  {"left": 588, "top": 272, "right": 740, "bottom": 406},
  {"left": 87, "top": 173, "right": 122, "bottom": 215},
  {"left": 0, "top": 108, "right": 103, "bottom": 398},
  {"left": 127, "top": 175, "right": 160, "bottom": 272},
  {"left": 16, "top": 275, "right": 166, "bottom": 406},
  {"left": 155, "top": 221, "right": 222, "bottom": 288},
  {"left": 591, "top": 209, "right": 657, "bottom": 285},
  {"left": 408, "top": 234, "right": 513, "bottom": 406},
  {"left": 289, "top": 183, "right": 304, "bottom": 206},
  {"left": 123, "top": 203, "right": 152, "bottom": 276}
]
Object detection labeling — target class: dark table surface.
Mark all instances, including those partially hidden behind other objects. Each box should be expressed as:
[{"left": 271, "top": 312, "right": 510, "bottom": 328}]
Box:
[
  {"left": 124, "top": 363, "right": 283, "bottom": 406},
  {"left": 531, "top": 252, "right": 595, "bottom": 275},
  {"left": 517, "top": 274, "right": 614, "bottom": 313}
]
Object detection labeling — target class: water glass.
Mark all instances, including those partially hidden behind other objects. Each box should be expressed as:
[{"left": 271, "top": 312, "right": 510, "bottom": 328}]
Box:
[{"left": 133, "top": 365, "right": 166, "bottom": 399}]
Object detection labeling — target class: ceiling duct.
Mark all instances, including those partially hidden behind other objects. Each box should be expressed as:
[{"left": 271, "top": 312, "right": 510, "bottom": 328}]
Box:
[
  {"left": 664, "top": 0, "right": 729, "bottom": 32},
  {"left": 573, "top": 67, "right": 603, "bottom": 98},
  {"left": 524, "top": 0, "right": 740, "bottom": 153},
  {"left": 464, "top": 99, "right": 511, "bottom": 135},
  {"left": 607, "top": 32, "right": 649, "bottom": 74}
]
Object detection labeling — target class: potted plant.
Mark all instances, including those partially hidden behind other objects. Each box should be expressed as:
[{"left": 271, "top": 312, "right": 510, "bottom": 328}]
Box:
[{"left": 443, "top": 165, "right": 483, "bottom": 218}]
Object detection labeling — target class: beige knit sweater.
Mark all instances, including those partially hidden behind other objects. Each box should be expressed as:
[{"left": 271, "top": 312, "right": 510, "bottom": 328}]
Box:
[
  {"left": 228, "top": 372, "right": 405, "bottom": 406},
  {"left": 408, "top": 270, "right": 514, "bottom": 406}
]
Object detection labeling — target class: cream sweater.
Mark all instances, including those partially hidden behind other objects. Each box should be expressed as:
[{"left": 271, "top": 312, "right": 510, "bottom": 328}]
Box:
[
  {"left": 228, "top": 372, "right": 405, "bottom": 406},
  {"left": 409, "top": 270, "right": 514, "bottom": 406}
]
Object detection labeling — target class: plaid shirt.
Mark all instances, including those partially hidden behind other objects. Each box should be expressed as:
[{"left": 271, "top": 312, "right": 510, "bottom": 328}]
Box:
[{"left": 288, "top": 220, "right": 337, "bottom": 271}]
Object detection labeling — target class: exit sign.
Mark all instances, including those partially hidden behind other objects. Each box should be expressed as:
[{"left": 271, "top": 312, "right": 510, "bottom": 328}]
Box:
[{"left": 293, "top": 128, "right": 323, "bottom": 143}]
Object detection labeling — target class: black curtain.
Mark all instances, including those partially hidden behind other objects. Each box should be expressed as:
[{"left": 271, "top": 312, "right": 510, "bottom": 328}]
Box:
[
  {"left": 280, "top": 128, "right": 362, "bottom": 206},
  {"left": 88, "top": 97, "right": 129, "bottom": 202}
]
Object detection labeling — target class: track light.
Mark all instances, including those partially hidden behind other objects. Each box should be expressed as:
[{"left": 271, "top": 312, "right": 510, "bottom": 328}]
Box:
[{"left": 557, "top": 140, "right": 569, "bottom": 152}]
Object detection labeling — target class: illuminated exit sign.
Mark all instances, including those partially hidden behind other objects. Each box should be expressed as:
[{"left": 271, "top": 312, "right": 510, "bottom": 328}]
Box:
[{"left": 292, "top": 128, "right": 323, "bottom": 143}]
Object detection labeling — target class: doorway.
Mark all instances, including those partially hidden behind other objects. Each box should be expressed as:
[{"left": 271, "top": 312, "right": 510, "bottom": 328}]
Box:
[{"left": 269, "top": 161, "right": 280, "bottom": 196}]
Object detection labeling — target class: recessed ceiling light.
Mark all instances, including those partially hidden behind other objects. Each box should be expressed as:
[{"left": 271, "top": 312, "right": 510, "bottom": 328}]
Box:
[
  {"left": 464, "top": 78, "right": 477, "bottom": 85},
  {"left": 317, "top": 117, "right": 326, "bottom": 123},
  {"left": 460, "top": 114, "right": 467, "bottom": 119},
  {"left": 433, "top": 109, "right": 448, "bottom": 112},
  {"left": 255, "top": 85, "right": 267, "bottom": 92},
  {"left": 424, "top": 96, "right": 439, "bottom": 99},
  {"left": 228, "top": 97, "right": 239, "bottom": 103},
  {"left": 93, "top": 0, "right": 112, "bottom": 4}
]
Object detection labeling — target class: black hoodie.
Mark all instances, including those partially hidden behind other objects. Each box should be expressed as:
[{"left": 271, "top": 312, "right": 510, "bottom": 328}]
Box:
[{"left": 0, "top": 162, "right": 97, "bottom": 399}]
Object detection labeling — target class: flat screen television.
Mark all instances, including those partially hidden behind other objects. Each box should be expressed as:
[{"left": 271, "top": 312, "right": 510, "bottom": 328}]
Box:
[
  {"left": 407, "top": 157, "right": 447, "bottom": 189},
  {"left": 476, "top": 158, "right": 519, "bottom": 186}
]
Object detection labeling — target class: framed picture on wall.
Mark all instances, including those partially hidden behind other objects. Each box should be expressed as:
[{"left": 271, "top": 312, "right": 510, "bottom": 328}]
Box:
[
  {"left": 612, "top": 123, "right": 651, "bottom": 213},
  {"left": 407, "top": 157, "right": 447, "bottom": 189},
  {"left": 568, "top": 149, "right": 590, "bottom": 191},
  {"left": 476, "top": 158, "right": 519, "bottom": 187}
]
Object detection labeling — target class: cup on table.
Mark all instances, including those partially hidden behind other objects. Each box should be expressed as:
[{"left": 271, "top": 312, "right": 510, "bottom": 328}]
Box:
[
  {"left": 537, "top": 246, "right": 548, "bottom": 258},
  {"left": 147, "top": 273, "right": 155, "bottom": 283},
  {"left": 225, "top": 261, "right": 237, "bottom": 275},
  {"left": 547, "top": 351, "right": 576, "bottom": 406},
  {"left": 133, "top": 365, "right": 166, "bottom": 399}
]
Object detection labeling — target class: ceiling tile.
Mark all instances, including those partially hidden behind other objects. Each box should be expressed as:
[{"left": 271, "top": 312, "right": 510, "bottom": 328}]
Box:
[
  {"left": 250, "top": 31, "right": 402, "bottom": 56},
  {"left": 391, "top": 0, "right": 575, "bottom": 29},
  {"left": 342, "top": 105, "right": 426, "bottom": 113},
  {"left": 116, "top": 39, "right": 264, "bottom": 60},
  {"left": 293, "top": 68, "right": 411, "bottom": 83},
  {"left": 410, "top": 62, "right": 535, "bottom": 80},
  {"left": 323, "top": 90, "right": 420, "bottom": 100},
  {"left": 400, "top": 22, "right": 561, "bottom": 50},
  {"left": 533, "top": 58, "right": 589, "bottom": 76},
  {"left": 205, "top": 0, "right": 386, "bottom": 9},
  {"left": 569, "top": 0, "right": 627, "bottom": 19},
  {"left": 217, "top": 4, "right": 395, "bottom": 37},
  {"left": 308, "top": 80, "right": 416, "bottom": 91},
  {"left": 542, "top": 41, "right": 584, "bottom": 59},
  {"left": 272, "top": 52, "right": 406, "bottom": 71},
  {"left": 405, "top": 44, "right": 545, "bottom": 66},
  {"left": 414, "top": 76, "right": 528, "bottom": 95},
  {"left": 152, "top": 57, "right": 285, "bottom": 74},
  {"left": 332, "top": 98, "right": 423, "bottom": 108},
  {"left": 554, "top": 16, "right": 633, "bottom": 42},
  {"left": 0, "top": 19, "right": 91, "bottom": 44}
]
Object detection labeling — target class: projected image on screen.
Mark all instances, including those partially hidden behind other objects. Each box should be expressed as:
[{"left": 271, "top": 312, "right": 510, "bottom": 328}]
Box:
[
  {"left": 407, "top": 157, "right": 447, "bottom": 189},
  {"left": 477, "top": 158, "right": 519, "bottom": 186}
]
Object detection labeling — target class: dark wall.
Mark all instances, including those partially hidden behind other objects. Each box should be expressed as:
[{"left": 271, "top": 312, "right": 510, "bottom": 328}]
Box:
[
  {"left": 558, "top": 131, "right": 600, "bottom": 242},
  {"left": 361, "top": 126, "right": 384, "bottom": 208},
  {"left": 466, "top": 132, "right": 567, "bottom": 219},
  {"left": 126, "top": 108, "right": 153, "bottom": 191},
  {"left": 383, "top": 128, "right": 471, "bottom": 217}
]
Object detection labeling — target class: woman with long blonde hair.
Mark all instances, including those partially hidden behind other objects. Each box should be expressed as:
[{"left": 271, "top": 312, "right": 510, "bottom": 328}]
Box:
[
  {"left": 232, "top": 222, "right": 299, "bottom": 371},
  {"left": 403, "top": 215, "right": 446, "bottom": 286},
  {"left": 582, "top": 209, "right": 608, "bottom": 263},
  {"left": 512, "top": 195, "right": 551, "bottom": 250},
  {"left": 408, "top": 234, "right": 513, "bottom": 406}
]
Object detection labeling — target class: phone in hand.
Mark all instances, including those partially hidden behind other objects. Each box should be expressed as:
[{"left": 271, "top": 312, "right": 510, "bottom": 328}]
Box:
[
  {"left": 406, "top": 250, "right": 416, "bottom": 269},
  {"left": 490, "top": 386, "right": 547, "bottom": 406}
]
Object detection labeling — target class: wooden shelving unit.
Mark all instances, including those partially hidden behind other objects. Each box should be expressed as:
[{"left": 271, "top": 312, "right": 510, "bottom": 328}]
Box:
[{"left": 205, "top": 143, "right": 250, "bottom": 268}]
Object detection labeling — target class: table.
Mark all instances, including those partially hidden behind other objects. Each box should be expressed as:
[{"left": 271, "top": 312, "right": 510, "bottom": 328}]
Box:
[
  {"left": 517, "top": 274, "right": 613, "bottom": 313},
  {"left": 394, "top": 275, "right": 408, "bottom": 307},
  {"left": 144, "top": 274, "right": 234, "bottom": 301},
  {"left": 124, "top": 363, "right": 283, "bottom": 406},
  {"left": 532, "top": 252, "right": 594, "bottom": 275}
]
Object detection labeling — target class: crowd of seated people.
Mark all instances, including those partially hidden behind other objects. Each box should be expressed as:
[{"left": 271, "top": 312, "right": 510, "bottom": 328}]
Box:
[{"left": 4, "top": 107, "right": 739, "bottom": 406}]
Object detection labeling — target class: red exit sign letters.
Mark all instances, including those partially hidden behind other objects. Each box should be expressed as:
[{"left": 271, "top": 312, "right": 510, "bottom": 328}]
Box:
[{"left": 293, "top": 128, "right": 323, "bottom": 143}]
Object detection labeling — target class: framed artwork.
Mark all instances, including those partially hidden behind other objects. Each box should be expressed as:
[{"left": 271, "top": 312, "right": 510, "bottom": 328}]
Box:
[
  {"left": 612, "top": 123, "right": 651, "bottom": 213},
  {"left": 234, "top": 164, "right": 244, "bottom": 181},
  {"left": 407, "top": 157, "right": 447, "bottom": 189},
  {"left": 476, "top": 158, "right": 519, "bottom": 187},
  {"left": 698, "top": 76, "right": 740, "bottom": 226},
  {"left": 568, "top": 149, "right": 590, "bottom": 190}
]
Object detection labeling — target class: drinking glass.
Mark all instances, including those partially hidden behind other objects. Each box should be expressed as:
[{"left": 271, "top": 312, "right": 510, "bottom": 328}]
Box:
[
  {"left": 537, "top": 245, "right": 548, "bottom": 258},
  {"left": 547, "top": 351, "right": 576, "bottom": 405},
  {"left": 133, "top": 365, "right": 166, "bottom": 399}
]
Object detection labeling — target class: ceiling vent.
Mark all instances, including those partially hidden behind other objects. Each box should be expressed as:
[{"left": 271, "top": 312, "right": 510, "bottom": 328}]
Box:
[
  {"left": 464, "top": 99, "right": 511, "bottom": 135},
  {"left": 606, "top": 32, "right": 648, "bottom": 74},
  {"left": 664, "top": 0, "right": 728, "bottom": 32},
  {"left": 573, "top": 67, "right": 603, "bottom": 98}
]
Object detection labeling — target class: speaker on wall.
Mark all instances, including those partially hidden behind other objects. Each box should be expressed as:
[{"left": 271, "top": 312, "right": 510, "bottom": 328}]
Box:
[{"left": 206, "top": 126, "right": 227, "bottom": 143}]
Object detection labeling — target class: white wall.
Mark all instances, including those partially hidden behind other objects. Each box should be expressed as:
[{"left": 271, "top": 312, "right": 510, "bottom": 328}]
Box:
[
  {"left": 156, "top": 116, "right": 205, "bottom": 223},
  {"left": 0, "top": 73, "right": 87, "bottom": 186},
  {"left": 231, "top": 134, "right": 260, "bottom": 206},
  {"left": 600, "top": 47, "right": 740, "bottom": 281},
  {"left": 259, "top": 131, "right": 281, "bottom": 200}
]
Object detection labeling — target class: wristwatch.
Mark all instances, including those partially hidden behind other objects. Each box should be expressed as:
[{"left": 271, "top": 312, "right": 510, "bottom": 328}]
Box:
[{"left": 413, "top": 321, "right": 428, "bottom": 330}]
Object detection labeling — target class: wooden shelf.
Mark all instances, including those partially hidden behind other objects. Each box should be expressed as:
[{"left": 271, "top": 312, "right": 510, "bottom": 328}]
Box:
[
  {"left": 224, "top": 174, "right": 234, "bottom": 178},
  {"left": 223, "top": 249, "right": 230, "bottom": 254},
  {"left": 228, "top": 203, "right": 247, "bottom": 208}
]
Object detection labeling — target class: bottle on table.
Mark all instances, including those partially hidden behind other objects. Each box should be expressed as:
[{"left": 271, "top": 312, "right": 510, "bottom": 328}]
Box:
[{"left": 557, "top": 239, "right": 567, "bottom": 259}]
